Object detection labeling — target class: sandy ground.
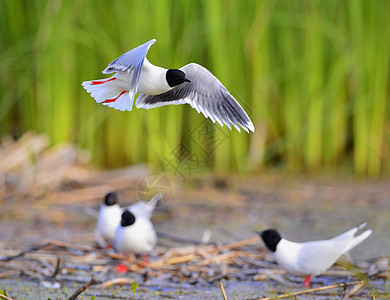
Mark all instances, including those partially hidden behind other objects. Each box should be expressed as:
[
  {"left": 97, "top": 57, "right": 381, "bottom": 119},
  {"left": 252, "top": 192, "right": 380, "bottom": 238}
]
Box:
[{"left": 0, "top": 172, "right": 389, "bottom": 299}]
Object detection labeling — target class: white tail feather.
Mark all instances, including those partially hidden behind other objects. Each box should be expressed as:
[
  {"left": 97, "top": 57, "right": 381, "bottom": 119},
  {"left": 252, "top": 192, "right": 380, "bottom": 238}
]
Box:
[
  {"left": 345, "top": 229, "right": 373, "bottom": 253},
  {"left": 125, "top": 194, "right": 163, "bottom": 220},
  {"left": 82, "top": 75, "right": 134, "bottom": 112}
]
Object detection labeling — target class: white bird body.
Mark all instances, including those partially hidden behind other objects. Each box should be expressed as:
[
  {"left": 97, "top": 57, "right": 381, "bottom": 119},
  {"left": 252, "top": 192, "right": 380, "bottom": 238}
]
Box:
[
  {"left": 96, "top": 203, "right": 122, "bottom": 243},
  {"left": 114, "top": 215, "right": 157, "bottom": 254},
  {"left": 96, "top": 192, "right": 161, "bottom": 246},
  {"left": 274, "top": 237, "right": 360, "bottom": 276},
  {"left": 261, "top": 223, "right": 372, "bottom": 280},
  {"left": 82, "top": 39, "right": 254, "bottom": 132},
  {"left": 273, "top": 239, "right": 302, "bottom": 274},
  {"left": 137, "top": 58, "right": 171, "bottom": 95},
  {"left": 114, "top": 194, "right": 161, "bottom": 253},
  {"left": 96, "top": 192, "right": 122, "bottom": 244}
]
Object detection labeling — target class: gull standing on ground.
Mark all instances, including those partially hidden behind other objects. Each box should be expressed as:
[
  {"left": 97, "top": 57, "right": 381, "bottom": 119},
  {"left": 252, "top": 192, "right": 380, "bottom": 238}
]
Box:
[
  {"left": 114, "top": 209, "right": 157, "bottom": 256},
  {"left": 259, "top": 223, "right": 372, "bottom": 287},
  {"left": 96, "top": 192, "right": 122, "bottom": 245},
  {"left": 113, "top": 193, "right": 162, "bottom": 272},
  {"left": 82, "top": 39, "right": 254, "bottom": 132},
  {"left": 96, "top": 192, "right": 162, "bottom": 247}
]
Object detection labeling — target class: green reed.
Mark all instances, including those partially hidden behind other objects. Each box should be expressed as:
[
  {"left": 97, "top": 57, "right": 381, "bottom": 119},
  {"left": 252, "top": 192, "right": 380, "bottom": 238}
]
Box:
[{"left": 0, "top": 0, "right": 389, "bottom": 176}]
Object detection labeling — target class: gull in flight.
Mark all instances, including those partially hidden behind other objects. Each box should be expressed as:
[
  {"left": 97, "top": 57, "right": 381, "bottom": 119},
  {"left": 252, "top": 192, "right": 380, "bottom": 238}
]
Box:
[{"left": 82, "top": 39, "right": 254, "bottom": 133}]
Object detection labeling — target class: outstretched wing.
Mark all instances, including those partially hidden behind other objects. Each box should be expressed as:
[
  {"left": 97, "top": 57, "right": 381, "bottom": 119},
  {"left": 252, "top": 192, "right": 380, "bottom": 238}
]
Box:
[
  {"left": 136, "top": 63, "right": 254, "bottom": 133},
  {"left": 103, "top": 39, "right": 156, "bottom": 101}
]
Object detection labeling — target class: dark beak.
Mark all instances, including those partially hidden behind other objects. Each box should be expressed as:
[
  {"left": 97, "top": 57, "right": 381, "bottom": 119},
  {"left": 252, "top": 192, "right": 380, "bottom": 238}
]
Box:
[{"left": 185, "top": 78, "right": 191, "bottom": 83}]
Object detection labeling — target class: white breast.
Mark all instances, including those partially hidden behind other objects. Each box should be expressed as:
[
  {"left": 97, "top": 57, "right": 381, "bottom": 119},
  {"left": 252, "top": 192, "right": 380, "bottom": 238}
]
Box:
[
  {"left": 97, "top": 205, "right": 122, "bottom": 242},
  {"left": 138, "top": 58, "right": 172, "bottom": 95},
  {"left": 114, "top": 217, "right": 157, "bottom": 253},
  {"left": 274, "top": 239, "right": 302, "bottom": 274}
]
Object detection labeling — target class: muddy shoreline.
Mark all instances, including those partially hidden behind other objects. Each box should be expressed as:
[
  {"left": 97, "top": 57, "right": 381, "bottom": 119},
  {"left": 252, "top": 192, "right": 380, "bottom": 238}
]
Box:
[{"left": 0, "top": 172, "right": 389, "bottom": 299}]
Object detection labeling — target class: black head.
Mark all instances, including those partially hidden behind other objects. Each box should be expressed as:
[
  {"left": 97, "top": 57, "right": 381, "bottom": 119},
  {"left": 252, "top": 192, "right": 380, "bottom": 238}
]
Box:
[
  {"left": 259, "top": 229, "right": 282, "bottom": 252},
  {"left": 121, "top": 210, "right": 136, "bottom": 227},
  {"left": 166, "top": 69, "right": 191, "bottom": 87},
  {"left": 104, "top": 192, "right": 118, "bottom": 206}
]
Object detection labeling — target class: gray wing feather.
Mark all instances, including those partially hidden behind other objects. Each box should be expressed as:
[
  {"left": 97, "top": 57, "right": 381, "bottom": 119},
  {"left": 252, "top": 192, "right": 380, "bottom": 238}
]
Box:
[
  {"left": 136, "top": 63, "right": 254, "bottom": 133},
  {"left": 102, "top": 39, "right": 156, "bottom": 99}
]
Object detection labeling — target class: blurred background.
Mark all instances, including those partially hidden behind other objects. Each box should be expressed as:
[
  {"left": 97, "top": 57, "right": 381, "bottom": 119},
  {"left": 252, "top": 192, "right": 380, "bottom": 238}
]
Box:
[{"left": 1, "top": 0, "right": 390, "bottom": 177}]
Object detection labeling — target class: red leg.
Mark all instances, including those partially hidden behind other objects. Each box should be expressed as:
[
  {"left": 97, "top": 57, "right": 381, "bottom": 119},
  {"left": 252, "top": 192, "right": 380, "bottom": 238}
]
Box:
[
  {"left": 103, "top": 91, "right": 126, "bottom": 103},
  {"left": 114, "top": 262, "right": 128, "bottom": 273},
  {"left": 142, "top": 253, "right": 148, "bottom": 264},
  {"left": 303, "top": 275, "right": 311, "bottom": 287},
  {"left": 91, "top": 77, "right": 117, "bottom": 85}
]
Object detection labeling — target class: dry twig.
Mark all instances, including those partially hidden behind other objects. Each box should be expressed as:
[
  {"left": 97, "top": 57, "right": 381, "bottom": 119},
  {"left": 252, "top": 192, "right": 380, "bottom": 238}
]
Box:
[
  {"left": 0, "top": 293, "right": 14, "bottom": 300},
  {"left": 344, "top": 280, "right": 367, "bottom": 298},
  {"left": 219, "top": 282, "right": 228, "bottom": 300},
  {"left": 68, "top": 277, "right": 96, "bottom": 300},
  {"left": 1, "top": 243, "right": 51, "bottom": 261},
  {"left": 97, "top": 278, "right": 135, "bottom": 288},
  {"left": 258, "top": 280, "right": 363, "bottom": 300},
  {"left": 52, "top": 257, "right": 62, "bottom": 278},
  {"left": 157, "top": 231, "right": 204, "bottom": 245}
]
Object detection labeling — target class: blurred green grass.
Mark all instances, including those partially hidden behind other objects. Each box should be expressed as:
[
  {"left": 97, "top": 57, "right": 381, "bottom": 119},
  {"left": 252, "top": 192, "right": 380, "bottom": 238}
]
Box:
[{"left": 0, "top": 0, "right": 389, "bottom": 176}]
